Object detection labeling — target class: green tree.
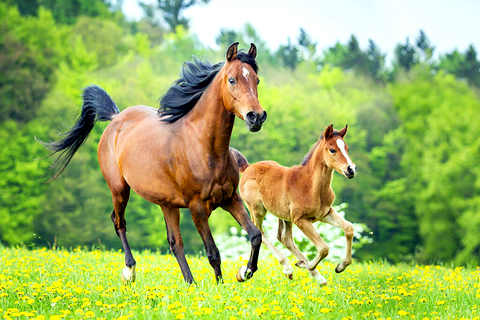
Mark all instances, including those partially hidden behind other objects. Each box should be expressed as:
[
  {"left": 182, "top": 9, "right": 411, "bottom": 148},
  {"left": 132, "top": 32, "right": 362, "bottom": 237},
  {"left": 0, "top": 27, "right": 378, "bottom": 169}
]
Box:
[
  {"left": 416, "top": 30, "right": 434, "bottom": 63},
  {"left": 155, "top": 0, "right": 211, "bottom": 32},
  {"left": 394, "top": 37, "right": 418, "bottom": 71}
]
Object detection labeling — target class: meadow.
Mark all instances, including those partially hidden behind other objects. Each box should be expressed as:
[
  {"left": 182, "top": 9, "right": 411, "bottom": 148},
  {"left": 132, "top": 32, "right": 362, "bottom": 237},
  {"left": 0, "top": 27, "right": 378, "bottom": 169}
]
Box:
[{"left": 0, "top": 247, "right": 478, "bottom": 319}]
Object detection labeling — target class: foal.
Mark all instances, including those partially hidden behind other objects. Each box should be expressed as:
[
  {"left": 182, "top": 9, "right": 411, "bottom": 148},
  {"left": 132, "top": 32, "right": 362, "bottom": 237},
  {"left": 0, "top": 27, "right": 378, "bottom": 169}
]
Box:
[{"left": 233, "top": 124, "right": 357, "bottom": 285}]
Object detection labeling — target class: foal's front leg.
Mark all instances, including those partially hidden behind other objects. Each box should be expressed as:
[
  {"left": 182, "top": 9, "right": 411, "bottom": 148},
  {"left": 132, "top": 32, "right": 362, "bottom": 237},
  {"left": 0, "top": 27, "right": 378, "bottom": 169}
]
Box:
[
  {"left": 278, "top": 220, "right": 327, "bottom": 285},
  {"left": 222, "top": 193, "right": 262, "bottom": 282},
  {"left": 321, "top": 207, "right": 354, "bottom": 273},
  {"left": 293, "top": 217, "right": 329, "bottom": 271}
]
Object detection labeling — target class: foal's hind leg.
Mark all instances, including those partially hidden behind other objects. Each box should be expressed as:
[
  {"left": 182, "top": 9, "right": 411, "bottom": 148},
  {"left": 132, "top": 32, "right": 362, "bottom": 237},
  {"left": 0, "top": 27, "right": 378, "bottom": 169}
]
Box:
[
  {"left": 110, "top": 185, "right": 137, "bottom": 283},
  {"left": 249, "top": 205, "right": 293, "bottom": 279},
  {"left": 278, "top": 220, "right": 327, "bottom": 285},
  {"left": 162, "top": 206, "right": 195, "bottom": 284},
  {"left": 321, "top": 207, "right": 354, "bottom": 273}
]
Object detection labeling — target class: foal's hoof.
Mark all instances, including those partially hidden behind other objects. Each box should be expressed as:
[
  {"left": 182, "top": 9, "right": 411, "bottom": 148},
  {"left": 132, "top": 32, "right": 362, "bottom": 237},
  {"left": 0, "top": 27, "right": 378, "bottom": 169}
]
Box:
[
  {"left": 121, "top": 265, "right": 136, "bottom": 284},
  {"left": 335, "top": 263, "right": 348, "bottom": 274},
  {"left": 236, "top": 265, "right": 252, "bottom": 282},
  {"left": 284, "top": 273, "right": 293, "bottom": 280},
  {"left": 295, "top": 260, "right": 308, "bottom": 269}
]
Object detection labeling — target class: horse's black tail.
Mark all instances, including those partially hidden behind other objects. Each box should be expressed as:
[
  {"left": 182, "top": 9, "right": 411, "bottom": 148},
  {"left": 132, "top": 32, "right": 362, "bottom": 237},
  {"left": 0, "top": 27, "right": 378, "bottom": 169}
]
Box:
[
  {"left": 229, "top": 147, "right": 249, "bottom": 173},
  {"left": 37, "top": 85, "right": 119, "bottom": 181}
]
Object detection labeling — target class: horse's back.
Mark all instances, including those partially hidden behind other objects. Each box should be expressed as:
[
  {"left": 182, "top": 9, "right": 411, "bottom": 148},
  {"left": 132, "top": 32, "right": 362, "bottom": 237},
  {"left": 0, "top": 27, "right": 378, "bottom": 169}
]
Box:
[{"left": 98, "top": 105, "right": 185, "bottom": 206}]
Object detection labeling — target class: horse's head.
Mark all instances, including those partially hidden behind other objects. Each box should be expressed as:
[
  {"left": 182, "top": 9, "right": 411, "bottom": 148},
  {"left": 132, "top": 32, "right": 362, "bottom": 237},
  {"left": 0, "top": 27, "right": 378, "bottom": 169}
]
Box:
[
  {"left": 322, "top": 124, "right": 357, "bottom": 179},
  {"left": 222, "top": 42, "right": 267, "bottom": 132}
]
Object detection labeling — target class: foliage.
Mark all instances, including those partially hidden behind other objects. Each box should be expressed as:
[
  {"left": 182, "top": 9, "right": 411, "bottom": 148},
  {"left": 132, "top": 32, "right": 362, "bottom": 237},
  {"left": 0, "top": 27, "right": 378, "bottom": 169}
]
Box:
[
  {"left": 154, "top": 0, "right": 211, "bottom": 32},
  {"left": 1, "top": 2, "right": 480, "bottom": 266},
  {"left": 1, "top": 247, "right": 479, "bottom": 319}
]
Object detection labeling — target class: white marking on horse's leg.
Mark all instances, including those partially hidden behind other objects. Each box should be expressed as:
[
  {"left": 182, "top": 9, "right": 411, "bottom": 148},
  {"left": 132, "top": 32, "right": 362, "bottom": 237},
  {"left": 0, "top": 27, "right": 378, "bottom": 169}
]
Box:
[
  {"left": 121, "top": 265, "right": 136, "bottom": 283},
  {"left": 336, "top": 139, "right": 354, "bottom": 168},
  {"left": 311, "top": 270, "right": 328, "bottom": 285}
]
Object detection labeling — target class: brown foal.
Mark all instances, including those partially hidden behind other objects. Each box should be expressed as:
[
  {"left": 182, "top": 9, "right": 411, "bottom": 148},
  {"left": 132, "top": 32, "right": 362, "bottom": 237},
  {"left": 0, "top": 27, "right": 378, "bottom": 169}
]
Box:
[
  {"left": 233, "top": 124, "right": 357, "bottom": 285},
  {"left": 40, "top": 43, "right": 267, "bottom": 284}
]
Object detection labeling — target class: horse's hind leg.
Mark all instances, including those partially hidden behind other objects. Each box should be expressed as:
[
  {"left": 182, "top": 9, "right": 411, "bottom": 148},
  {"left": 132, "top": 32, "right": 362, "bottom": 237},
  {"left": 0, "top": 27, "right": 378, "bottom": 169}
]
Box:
[
  {"left": 278, "top": 220, "right": 327, "bottom": 285},
  {"left": 110, "top": 184, "right": 136, "bottom": 283},
  {"left": 321, "top": 207, "right": 354, "bottom": 273},
  {"left": 162, "top": 206, "right": 195, "bottom": 284}
]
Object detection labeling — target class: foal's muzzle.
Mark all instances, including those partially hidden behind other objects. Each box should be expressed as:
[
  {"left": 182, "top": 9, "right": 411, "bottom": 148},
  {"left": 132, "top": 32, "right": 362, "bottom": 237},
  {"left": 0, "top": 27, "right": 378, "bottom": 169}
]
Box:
[
  {"left": 344, "top": 165, "right": 357, "bottom": 179},
  {"left": 246, "top": 111, "right": 267, "bottom": 132}
]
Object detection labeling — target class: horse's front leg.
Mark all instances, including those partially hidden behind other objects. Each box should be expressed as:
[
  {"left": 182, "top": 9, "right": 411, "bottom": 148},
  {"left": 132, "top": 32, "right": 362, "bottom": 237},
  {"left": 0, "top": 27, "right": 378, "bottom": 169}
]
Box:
[
  {"left": 221, "top": 193, "right": 262, "bottom": 282},
  {"left": 321, "top": 207, "right": 354, "bottom": 273},
  {"left": 162, "top": 206, "right": 195, "bottom": 284},
  {"left": 189, "top": 202, "right": 223, "bottom": 283},
  {"left": 293, "top": 217, "right": 329, "bottom": 272}
]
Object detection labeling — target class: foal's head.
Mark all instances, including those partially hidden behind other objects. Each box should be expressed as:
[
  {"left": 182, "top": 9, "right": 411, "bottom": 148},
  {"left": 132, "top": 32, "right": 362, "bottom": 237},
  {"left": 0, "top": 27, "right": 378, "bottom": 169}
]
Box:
[
  {"left": 222, "top": 42, "right": 267, "bottom": 132},
  {"left": 322, "top": 124, "right": 357, "bottom": 179}
]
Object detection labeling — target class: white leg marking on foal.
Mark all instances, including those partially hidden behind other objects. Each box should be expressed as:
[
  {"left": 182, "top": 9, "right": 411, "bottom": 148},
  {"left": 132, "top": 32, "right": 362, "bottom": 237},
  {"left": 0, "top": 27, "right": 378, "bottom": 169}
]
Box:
[{"left": 336, "top": 139, "right": 354, "bottom": 167}]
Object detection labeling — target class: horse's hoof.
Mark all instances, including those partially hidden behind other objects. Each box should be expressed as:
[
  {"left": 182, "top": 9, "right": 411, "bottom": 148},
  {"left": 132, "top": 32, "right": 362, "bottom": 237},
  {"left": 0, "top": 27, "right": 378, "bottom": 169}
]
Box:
[
  {"left": 312, "top": 273, "right": 328, "bottom": 286},
  {"left": 121, "top": 265, "right": 136, "bottom": 284},
  {"left": 335, "top": 264, "right": 342, "bottom": 273},
  {"left": 295, "top": 260, "right": 308, "bottom": 269},
  {"left": 236, "top": 265, "right": 251, "bottom": 282},
  {"left": 284, "top": 273, "right": 293, "bottom": 280}
]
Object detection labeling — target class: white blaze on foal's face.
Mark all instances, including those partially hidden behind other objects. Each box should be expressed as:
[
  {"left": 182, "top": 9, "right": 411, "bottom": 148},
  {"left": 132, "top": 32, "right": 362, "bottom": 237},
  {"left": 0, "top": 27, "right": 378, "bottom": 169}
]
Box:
[{"left": 336, "top": 139, "right": 354, "bottom": 168}]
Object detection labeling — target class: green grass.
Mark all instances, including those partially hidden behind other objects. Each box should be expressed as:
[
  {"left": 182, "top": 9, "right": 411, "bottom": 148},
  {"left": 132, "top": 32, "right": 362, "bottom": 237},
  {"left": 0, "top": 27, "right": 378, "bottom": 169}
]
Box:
[{"left": 0, "top": 247, "right": 479, "bottom": 319}]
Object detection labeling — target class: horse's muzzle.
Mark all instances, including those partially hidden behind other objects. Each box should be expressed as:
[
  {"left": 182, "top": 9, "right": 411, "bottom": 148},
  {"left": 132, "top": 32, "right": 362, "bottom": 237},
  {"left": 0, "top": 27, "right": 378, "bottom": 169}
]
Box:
[
  {"left": 246, "top": 110, "right": 267, "bottom": 132},
  {"left": 344, "top": 165, "right": 356, "bottom": 179}
]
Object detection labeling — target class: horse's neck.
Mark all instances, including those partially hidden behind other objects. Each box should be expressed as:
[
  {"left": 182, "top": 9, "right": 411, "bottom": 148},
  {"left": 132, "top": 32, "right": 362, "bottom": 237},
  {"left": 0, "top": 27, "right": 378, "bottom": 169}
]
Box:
[
  {"left": 183, "top": 74, "right": 234, "bottom": 159},
  {"left": 305, "top": 145, "right": 334, "bottom": 204}
]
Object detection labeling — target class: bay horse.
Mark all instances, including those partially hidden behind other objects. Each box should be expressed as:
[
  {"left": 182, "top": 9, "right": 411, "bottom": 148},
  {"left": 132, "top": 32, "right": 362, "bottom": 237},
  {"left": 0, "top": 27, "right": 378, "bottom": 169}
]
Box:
[
  {"left": 231, "top": 124, "right": 357, "bottom": 285},
  {"left": 39, "top": 43, "right": 267, "bottom": 284}
]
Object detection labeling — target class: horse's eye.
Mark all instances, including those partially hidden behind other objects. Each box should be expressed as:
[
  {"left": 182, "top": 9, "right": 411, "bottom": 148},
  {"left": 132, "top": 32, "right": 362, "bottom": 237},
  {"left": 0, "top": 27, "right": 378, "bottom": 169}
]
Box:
[
  {"left": 257, "top": 79, "right": 260, "bottom": 85},
  {"left": 329, "top": 149, "right": 336, "bottom": 154},
  {"left": 228, "top": 78, "right": 236, "bottom": 85}
]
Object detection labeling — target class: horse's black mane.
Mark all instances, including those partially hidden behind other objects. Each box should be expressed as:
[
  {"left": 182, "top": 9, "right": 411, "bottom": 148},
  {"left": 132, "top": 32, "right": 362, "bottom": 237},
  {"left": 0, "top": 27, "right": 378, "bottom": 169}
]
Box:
[
  {"left": 300, "top": 130, "right": 339, "bottom": 165},
  {"left": 158, "top": 51, "right": 258, "bottom": 123}
]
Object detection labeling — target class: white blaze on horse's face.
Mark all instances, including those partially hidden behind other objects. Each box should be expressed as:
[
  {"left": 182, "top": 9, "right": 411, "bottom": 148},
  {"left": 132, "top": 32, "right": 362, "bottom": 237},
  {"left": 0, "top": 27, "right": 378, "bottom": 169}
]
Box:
[
  {"left": 335, "top": 138, "right": 356, "bottom": 179},
  {"left": 243, "top": 67, "right": 250, "bottom": 82}
]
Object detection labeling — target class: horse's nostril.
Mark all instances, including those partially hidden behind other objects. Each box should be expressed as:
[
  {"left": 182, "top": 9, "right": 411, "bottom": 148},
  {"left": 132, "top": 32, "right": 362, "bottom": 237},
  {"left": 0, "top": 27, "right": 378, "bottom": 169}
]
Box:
[
  {"left": 260, "top": 111, "right": 267, "bottom": 123},
  {"left": 246, "top": 111, "right": 257, "bottom": 123},
  {"left": 347, "top": 166, "right": 355, "bottom": 175}
]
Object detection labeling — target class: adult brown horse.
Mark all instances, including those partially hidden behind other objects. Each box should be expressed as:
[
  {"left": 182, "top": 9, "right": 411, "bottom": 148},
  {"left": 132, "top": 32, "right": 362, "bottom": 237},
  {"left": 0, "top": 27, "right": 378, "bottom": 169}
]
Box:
[
  {"left": 39, "top": 43, "right": 267, "bottom": 284},
  {"left": 231, "top": 124, "right": 356, "bottom": 286}
]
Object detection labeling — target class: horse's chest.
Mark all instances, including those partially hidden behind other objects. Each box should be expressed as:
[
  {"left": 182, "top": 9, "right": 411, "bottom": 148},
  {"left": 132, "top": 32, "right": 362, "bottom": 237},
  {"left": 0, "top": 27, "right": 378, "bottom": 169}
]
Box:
[{"left": 208, "top": 181, "right": 234, "bottom": 204}]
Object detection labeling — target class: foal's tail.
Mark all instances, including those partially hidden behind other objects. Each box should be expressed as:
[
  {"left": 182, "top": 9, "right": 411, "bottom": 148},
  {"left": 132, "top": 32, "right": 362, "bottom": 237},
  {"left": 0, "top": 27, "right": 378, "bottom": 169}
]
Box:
[
  {"left": 229, "top": 147, "right": 249, "bottom": 173},
  {"left": 37, "top": 85, "right": 119, "bottom": 181}
]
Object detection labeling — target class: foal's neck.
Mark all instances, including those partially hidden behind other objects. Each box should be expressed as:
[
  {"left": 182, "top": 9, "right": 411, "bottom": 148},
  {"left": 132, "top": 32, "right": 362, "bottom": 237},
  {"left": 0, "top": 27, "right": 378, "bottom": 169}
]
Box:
[
  {"left": 183, "top": 71, "right": 234, "bottom": 159},
  {"left": 306, "top": 143, "right": 334, "bottom": 202}
]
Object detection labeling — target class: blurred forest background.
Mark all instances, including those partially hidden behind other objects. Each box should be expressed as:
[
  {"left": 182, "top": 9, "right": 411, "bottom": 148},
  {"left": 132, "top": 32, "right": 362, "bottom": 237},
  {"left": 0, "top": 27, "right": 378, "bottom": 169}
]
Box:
[{"left": 1, "top": 0, "right": 480, "bottom": 266}]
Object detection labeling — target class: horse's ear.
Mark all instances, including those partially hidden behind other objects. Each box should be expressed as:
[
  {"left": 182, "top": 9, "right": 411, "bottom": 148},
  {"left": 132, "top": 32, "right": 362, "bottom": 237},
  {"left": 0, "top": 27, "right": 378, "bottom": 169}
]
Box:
[
  {"left": 338, "top": 124, "right": 348, "bottom": 138},
  {"left": 248, "top": 43, "right": 257, "bottom": 59},
  {"left": 324, "top": 124, "right": 334, "bottom": 139},
  {"left": 226, "top": 42, "right": 239, "bottom": 61}
]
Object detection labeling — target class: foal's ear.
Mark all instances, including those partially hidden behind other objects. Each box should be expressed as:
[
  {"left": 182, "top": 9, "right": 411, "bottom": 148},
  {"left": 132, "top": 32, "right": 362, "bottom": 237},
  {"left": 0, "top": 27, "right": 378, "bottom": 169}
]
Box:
[
  {"left": 338, "top": 125, "right": 348, "bottom": 138},
  {"left": 226, "top": 42, "right": 239, "bottom": 61},
  {"left": 324, "top": 124, "right": 334, "bottom": 139},
  {"left": 248, "top": 43, "right": 257, "bottom": 59}
]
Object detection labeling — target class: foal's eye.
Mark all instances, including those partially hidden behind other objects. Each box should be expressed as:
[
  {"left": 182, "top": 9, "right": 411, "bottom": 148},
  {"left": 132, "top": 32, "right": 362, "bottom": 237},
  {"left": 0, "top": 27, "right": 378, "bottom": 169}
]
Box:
[
  {"left": 228, "top": 78, "right": 236, "bottom": 85},
  {"left": 257, "top": 79, "right": 260, "bottom": 85},
  {"left": 329, "top": 149, "right": 336, "bottom": 154}
]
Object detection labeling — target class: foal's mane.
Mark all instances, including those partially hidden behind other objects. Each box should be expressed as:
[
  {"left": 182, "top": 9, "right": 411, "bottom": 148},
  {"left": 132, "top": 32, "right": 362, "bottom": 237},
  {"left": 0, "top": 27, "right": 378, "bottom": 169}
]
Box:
[
  {"left": 158, "top": 51, "right": 258, "bottom": 123},
  {"left": 301, "top": 130, "right": 339, "bottom": 166}
]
